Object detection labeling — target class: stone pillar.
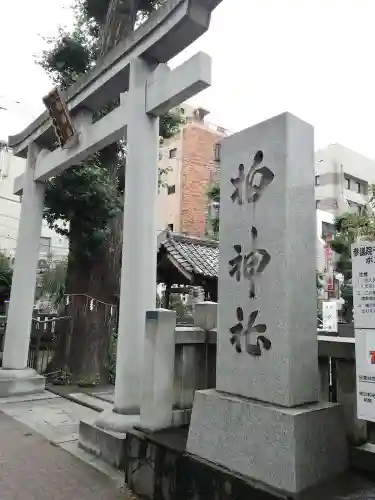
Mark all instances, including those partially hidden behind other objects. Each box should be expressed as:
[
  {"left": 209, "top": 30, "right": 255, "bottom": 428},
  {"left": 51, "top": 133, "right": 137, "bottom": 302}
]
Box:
[
  {"left": 187, "top": 113, "right": 348, "bottom": 494},
  {"left": 0, "top": 142, "right": 45, "bottom": 396},
  {"left": 193, "top": 302, "right": 217, "bottom": 331},
  {"left": 114, "top": 57, "right": 159, "bottom": 415},
  {"left": 139, "top": 309, "right": 176, "bottom": 431}
]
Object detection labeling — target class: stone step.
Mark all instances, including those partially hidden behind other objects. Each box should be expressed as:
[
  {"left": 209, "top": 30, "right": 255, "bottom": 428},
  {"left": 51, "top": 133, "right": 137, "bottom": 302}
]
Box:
[
  {"left": 0, "top": 374, "right": 45, "bottom": 398},
  {"left": 68, "top": 392, "right": 114, "bottom": 413}
]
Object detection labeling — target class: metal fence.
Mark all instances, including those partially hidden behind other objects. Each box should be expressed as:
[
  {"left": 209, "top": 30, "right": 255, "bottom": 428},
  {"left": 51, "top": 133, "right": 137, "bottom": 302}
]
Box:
[
  {"left": 27, "top": 313, "right": 71, "bottom": 375},
  {"left": 0, "top": 295, "right": 118, "bottom": 376}
]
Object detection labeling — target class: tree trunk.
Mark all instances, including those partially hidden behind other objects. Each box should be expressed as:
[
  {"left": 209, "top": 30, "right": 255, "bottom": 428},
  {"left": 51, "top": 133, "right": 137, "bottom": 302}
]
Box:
[
  {"left": 99, "top": 0, "right": 139, "bottom": 56},
  {"left": 60, "top": 144, "right": 120, "bottom": 383},
  {"left": 64, "top": 258, "right": 117, "bottom": 383},
  {"left": 54, "top": 3, "right": 138, "bottom": 384}
]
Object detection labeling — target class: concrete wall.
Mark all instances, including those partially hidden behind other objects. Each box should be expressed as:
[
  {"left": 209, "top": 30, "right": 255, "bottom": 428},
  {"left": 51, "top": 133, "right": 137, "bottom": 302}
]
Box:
[{"left": 0, "top": 149, "right": 69, "bottom": 261}]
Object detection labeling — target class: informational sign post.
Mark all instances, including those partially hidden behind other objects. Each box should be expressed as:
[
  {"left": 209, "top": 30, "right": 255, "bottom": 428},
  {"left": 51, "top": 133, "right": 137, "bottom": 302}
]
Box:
[
  {"left": 352, "top": 241, "right": 375, "bottom": 422},
  {"left": 322, "top": 301, "right": 337, "bottom": 333}
]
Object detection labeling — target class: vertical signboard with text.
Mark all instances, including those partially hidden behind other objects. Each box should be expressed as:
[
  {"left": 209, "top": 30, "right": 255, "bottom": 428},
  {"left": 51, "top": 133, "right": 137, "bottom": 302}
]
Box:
[
  {"left": 322, "top": 301, "right": 337, "bottom": 333},
  {"left": 352, "top": 241, "right": 375, "bottom": 421}
]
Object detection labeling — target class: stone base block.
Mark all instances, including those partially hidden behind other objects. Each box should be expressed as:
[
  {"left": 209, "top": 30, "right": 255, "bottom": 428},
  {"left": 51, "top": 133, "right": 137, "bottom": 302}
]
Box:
[
  {"left": 79, "top": 410, "right": 140, "bottom": 469},
  {"left": 79, "top": 419, "right": 127, "bottom": 469},
  {"left": 187, "top": 389, "right": 348, "bottom": 494},
  {"left": 0, "top": 368, "right": 45, "bottom": 397}
]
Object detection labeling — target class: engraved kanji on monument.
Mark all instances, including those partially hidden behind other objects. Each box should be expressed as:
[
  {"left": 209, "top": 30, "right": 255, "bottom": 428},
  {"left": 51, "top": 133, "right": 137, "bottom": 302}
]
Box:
[{"left": 217, "top": 112, "right": 318, "bottom": 407}]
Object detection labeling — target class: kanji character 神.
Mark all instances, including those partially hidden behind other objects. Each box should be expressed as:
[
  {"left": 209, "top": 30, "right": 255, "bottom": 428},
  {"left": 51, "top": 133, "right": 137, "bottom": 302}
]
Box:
[{"left": 228, "top": 226, "right": 271, "bottom": 298}]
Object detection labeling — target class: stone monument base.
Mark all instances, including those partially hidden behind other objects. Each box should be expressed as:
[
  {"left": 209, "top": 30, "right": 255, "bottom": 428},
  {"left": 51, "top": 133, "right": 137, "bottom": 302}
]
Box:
[
  {"left": 0, "top": 368, "right": 45, "bottom": 397},
  {"left": 186, "top": 389, "right": 348, "bottom": 494}
]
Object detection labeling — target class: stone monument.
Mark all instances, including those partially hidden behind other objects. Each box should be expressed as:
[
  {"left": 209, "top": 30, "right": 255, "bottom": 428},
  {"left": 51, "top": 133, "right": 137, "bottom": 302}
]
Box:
[{"left": 187, "top": 112, "right": 348, "bottom": 494}]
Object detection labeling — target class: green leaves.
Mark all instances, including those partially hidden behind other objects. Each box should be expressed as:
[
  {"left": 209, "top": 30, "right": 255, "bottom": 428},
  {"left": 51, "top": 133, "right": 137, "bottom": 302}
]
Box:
[
  {"left": 160, "top": 110, "right": 184, "bottom": 139},
  {"left": 207, "top": 183, "right": 220, "bottom": 203},
  {"left": 37, "top": 259, "right": 68, "bottom": 309},
  {"left": 330, "top": 210, "right": 375, "bottom": 281},
  {"left": 40, "top": 29, "right": 93, "bottom": 88},
  {"left": 44, "top": 155, "right": 122, "bottom": 261},
  {"left": 0, "top": 252, "right": 12, "bottom": 298}
]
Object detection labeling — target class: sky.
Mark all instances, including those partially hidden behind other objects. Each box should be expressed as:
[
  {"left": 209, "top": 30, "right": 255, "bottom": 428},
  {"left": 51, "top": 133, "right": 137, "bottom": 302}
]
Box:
[{"left": 1, "top": 0, "right": 375, "bottom": 157}]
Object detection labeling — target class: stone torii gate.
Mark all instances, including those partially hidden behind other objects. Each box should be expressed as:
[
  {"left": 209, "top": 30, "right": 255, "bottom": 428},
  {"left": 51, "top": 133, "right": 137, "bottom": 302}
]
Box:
[{"left": 0, "top": 0, "right": 221, "bottom": 423}]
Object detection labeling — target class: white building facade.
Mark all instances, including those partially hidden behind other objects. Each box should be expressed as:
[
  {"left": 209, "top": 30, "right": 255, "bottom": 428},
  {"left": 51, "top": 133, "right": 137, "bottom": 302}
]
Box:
[
  {"left": 0, "top": 143, "right": 69, "bottom": 265},
  {"left": 315, "top": 143, "right": 375, "bottom": 215}
]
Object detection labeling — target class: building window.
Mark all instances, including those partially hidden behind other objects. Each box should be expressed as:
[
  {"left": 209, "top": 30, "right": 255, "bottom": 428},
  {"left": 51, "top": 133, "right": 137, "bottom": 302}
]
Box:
[
  {"left": 167, "top": 185, "right": 176, "bottom": 195},
  {"left": 169, "top": 148, "right": 177, "bottom": 159},
  {"left": 345, "top": 177, "right": 350, "bottom": 190},
  {"left": 348, "top": 201, "right": 364, "bottom": 215},
  {"left": 356, "top": 181, "right": 361, "bottom": 194},
  {"left": 315, "top": 175, "right": 320, "bottom": 186},
  {"left": 168, "top": 223, "right": 174, "bottom": 232},
  {"left": 316, "top": 200, "right": 319, "bottom": 209},
  {"left": 39, "top": 236, "right": 51, "bottom": 255},
  {"left": 180, "top": 107, "right": 185, "bottom": 115}
]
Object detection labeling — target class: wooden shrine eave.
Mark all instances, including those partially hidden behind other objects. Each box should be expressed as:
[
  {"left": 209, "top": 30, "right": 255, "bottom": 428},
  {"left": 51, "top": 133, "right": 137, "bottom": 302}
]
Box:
[
  {"left": 8, "top": 0, "right": 223, "bottom": 159},
  {"left": 157, "top": 231, "right": 219, "bottom": 288}
]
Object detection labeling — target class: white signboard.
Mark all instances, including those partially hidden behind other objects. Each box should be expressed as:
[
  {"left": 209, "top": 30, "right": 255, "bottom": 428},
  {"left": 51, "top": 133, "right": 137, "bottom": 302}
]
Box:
[
  {"left": 352, "top": 242, "right": 375, "bottom": 421},
  {"left": 355, "top": 328, "right": 375, "bottom": 421},
  {"left": 351, "top": 241, "right": 375, "bottom": 329},
  {"left": 322, "top": 301, "right": 337, "bottom": 332}
]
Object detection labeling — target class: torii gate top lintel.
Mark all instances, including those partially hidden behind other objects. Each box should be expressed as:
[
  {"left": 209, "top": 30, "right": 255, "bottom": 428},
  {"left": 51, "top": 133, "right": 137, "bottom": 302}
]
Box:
[{"left": 9, "top": 0, "right": 222, "bottom": 159}]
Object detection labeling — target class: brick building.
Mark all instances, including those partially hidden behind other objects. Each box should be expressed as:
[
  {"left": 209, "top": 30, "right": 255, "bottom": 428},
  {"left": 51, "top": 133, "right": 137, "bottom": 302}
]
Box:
[{"left": 156, "top": 104, "right": 229, "bottom": 238}]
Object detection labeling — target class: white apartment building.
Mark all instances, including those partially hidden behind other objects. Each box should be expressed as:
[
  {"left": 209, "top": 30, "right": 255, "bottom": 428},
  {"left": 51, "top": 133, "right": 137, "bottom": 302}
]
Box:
[
  {"left": 315, "top": 143, "right": 375, "bottom": 215},
  {"left": 314, "top": 144, "right": 375, "bottom": 292},
  {"left": 0, "top": 142, "right": 69, "bottom": 265}
]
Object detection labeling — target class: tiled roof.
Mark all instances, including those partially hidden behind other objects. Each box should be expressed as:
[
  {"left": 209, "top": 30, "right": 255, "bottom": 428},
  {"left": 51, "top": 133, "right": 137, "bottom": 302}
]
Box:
[{"left": 159, "top": 232, "right": 219, "bottom": 279}]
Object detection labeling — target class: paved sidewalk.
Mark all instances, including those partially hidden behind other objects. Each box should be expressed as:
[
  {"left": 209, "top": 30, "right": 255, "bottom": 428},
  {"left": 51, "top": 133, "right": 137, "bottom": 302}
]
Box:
[{"left": 0, "top": 411, "right": 130, "bottom": 500}]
